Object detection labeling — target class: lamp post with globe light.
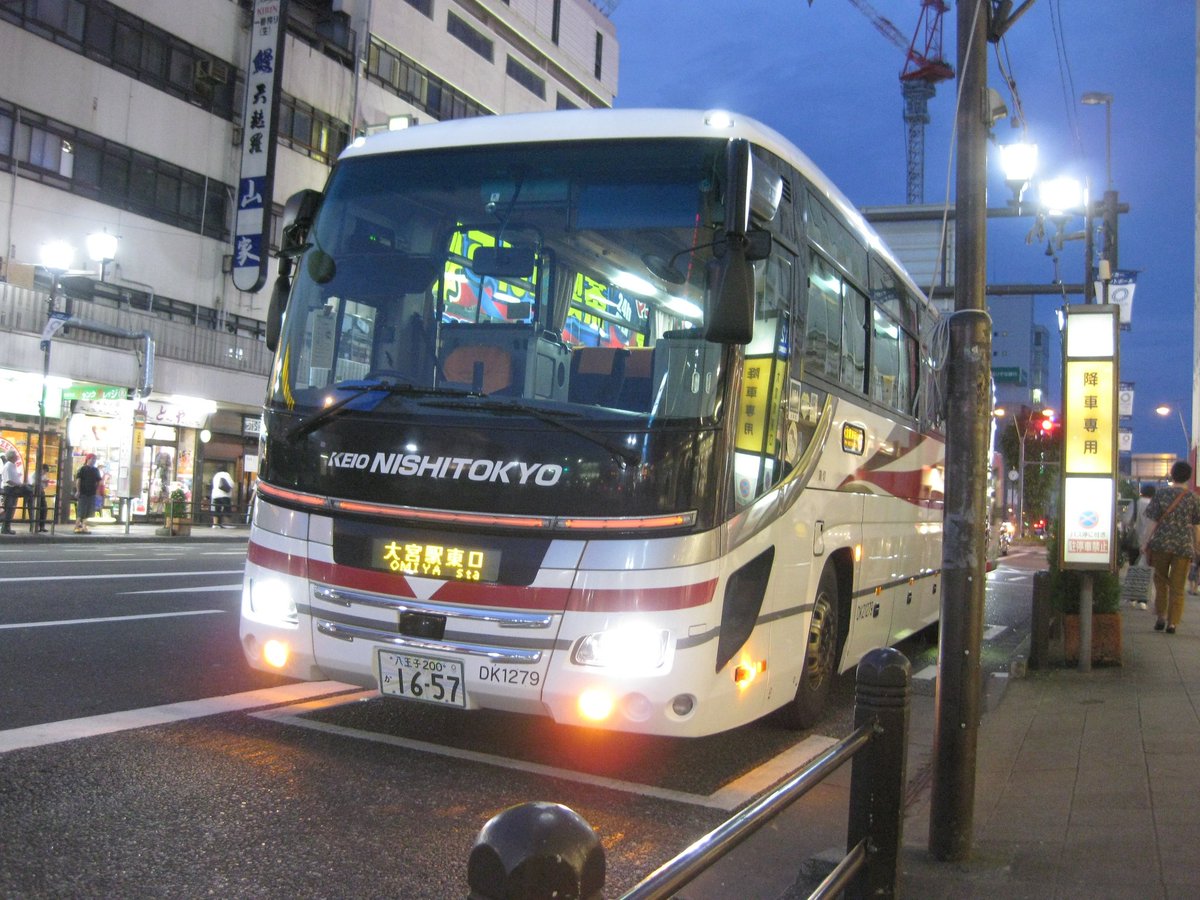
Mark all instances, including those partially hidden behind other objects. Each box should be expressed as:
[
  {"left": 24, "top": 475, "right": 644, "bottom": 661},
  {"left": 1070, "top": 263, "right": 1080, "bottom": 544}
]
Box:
[
  {"left": 36, "top": 241, "right": 74, "bottom": 531},
  {"left": 85, "top": 231, "right": 118, "bottom": 282}
]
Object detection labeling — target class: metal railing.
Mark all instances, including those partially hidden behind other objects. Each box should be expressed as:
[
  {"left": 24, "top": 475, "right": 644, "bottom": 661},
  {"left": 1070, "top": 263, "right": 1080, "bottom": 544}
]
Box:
[
  {"left": 466, "top": 647, "right": 912, "bottom": 900},
  {"left": 0, "top": 282, "right": 272, "bottom": 378}
]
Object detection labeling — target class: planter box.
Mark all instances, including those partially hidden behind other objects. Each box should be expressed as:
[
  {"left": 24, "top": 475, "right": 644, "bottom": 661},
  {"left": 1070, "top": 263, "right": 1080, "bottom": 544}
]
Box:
[{"left": 1062, "top": 612, "right": 1123, "bottom": 666}]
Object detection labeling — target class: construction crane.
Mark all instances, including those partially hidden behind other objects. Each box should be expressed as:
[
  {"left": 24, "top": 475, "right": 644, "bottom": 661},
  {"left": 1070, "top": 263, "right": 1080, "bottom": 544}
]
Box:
[{"left": 845, "top": 0, "right": 954, "bottom": 204}]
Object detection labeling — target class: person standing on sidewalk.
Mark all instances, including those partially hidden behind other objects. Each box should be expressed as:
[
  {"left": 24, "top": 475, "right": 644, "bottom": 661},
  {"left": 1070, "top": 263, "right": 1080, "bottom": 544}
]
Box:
[
  {"left": 210, "top": 468, "right": 234, "bottom": 528},
  {"left": 1145, "top": 460, "right": 1200, "bottom": 634},
  {"left": 74, "top": 454, "right": 101, "bottom": 534},
  {"left": 1, "top": 450, "right": 22, "bottom": 535},
  {"left": 35, "top": 464, "right": 50, "bottom": 533}
]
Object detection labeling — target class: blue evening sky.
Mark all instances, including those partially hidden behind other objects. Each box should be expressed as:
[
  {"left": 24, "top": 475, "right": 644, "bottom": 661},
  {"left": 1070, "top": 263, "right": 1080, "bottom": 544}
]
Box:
[{"left": 609, "top": 0, "right": 1195, "bottom": 457}]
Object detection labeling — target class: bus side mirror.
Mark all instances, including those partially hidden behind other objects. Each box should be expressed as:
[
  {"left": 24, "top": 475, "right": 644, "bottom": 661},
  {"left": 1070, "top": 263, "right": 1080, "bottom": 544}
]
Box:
[
  {"left": 267, "top": 190, "right": 323, "bottom": 353},
  {"left": 706, "top": 140, "right": 762, "bottom": 345}
]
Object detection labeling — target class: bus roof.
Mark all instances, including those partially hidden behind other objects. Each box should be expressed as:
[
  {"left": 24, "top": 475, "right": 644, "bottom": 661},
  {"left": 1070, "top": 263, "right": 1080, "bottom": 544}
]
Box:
[{"left": 339, "top": 108, "right": 932, "bottom": 311}]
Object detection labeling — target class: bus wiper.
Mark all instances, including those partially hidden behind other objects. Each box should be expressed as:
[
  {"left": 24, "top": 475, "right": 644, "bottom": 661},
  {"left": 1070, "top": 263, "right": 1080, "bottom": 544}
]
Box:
[
  {"left": 287, "top": 381, "right": 432, "bottom": 441},
  {"left": 422, "top": 396, "right": 641, "bottom": 468}
]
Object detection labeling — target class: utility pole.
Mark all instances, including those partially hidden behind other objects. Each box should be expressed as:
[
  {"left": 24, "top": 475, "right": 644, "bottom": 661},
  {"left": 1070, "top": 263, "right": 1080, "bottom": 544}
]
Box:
[{"left": 929, "top": 0, "right": 990, "bottom": 862}]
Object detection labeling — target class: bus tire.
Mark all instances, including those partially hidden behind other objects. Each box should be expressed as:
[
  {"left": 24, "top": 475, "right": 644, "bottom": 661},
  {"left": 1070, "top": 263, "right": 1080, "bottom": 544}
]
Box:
[{"left": 780, "top": 565, "right": 840, "bottom": 730}]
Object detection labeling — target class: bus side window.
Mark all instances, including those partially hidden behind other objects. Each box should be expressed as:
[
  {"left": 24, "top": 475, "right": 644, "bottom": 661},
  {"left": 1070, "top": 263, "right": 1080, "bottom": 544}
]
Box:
[
  {"left": 805, "top": 251, "right": 842, "bottom": 382},
  {"left": 841, "top": 286, "right": 868, "bottom": 393}
]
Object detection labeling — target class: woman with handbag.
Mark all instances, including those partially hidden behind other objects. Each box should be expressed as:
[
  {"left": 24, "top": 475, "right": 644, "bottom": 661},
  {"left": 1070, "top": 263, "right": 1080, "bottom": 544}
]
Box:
[{"left": 1145, "top": 460, "right": 1200, "bottom": 633}]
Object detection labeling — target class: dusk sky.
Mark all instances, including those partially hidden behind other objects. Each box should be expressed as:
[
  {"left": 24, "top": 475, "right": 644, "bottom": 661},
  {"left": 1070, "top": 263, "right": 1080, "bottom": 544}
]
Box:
[{"left": 610, "top": 0, "right": 1195, "bottom": 458}]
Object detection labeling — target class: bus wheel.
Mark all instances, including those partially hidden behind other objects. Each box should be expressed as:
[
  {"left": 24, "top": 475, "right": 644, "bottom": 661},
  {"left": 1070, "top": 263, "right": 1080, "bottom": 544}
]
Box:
[{"left": 780, "top": 566, "right": 840, "bottom": 730}]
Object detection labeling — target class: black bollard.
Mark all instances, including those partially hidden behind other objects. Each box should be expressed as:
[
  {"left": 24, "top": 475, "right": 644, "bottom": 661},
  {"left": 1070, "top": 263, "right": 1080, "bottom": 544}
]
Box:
[
  {"left": 467, "top": 801, "right": 605, "bottom": 900},
  {"left": 846, "top": 646, "right": 911, "bottom": 900}
]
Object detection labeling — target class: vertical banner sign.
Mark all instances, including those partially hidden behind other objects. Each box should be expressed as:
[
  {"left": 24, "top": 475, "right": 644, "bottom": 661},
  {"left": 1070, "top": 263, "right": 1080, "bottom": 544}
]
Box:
[
  {"left": 1059, "top": 305, "right": 1119, "bottom": 571},
  {"left": 233, "top": 0, "right": 288, "bottom": 294},
  {"left": 1094, "top": 270, "right": 1137, "bottom": 326}
]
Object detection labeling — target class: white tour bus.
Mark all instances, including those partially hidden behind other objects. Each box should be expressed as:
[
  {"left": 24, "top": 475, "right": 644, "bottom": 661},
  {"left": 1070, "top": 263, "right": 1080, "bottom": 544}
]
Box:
[{"left": 240, "top": 108, "right": 945, "bottom": 737}]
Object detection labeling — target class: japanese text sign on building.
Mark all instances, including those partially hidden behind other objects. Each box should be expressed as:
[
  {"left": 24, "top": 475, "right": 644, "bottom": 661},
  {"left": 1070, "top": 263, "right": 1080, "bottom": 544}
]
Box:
[
  {"left": 232, "top": 0, "right": 289, "bottom": 293},
  {"left": 1060, "top": 304, "right": 1119, "bottom": 571}
]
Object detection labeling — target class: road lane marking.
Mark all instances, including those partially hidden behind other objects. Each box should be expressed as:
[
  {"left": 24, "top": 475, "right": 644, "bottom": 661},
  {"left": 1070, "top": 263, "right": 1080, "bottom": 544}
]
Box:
[
  {"left": 0, "top": 610, "right": 225, "bottom": 630},
  {"left": 121, "top": 584, "right": 242, "bottom": 595},
  {"left": 254, "top": 694, "right": 839, "bottom": 812},
  {"left": 0, "top": 569, "right": 243, "bottom": 583},
  {"left": 0, "top": 682, "right": 359, "bottom": 754}
]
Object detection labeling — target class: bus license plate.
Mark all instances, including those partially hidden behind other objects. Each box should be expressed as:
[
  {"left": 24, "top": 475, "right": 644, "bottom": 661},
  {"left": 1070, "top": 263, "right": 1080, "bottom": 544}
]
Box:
[{"left": 378, "top": 650, "right": 467, "bottom": 708}]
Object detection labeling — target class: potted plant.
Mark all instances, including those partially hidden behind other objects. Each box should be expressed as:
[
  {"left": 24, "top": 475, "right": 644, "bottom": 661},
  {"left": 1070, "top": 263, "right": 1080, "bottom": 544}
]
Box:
[
  {"left": 157, "top": 486, "right": 192, "bottom": 537},
  {"left": 1045, "top": 523, "right": 1123, "bottom": 665}
]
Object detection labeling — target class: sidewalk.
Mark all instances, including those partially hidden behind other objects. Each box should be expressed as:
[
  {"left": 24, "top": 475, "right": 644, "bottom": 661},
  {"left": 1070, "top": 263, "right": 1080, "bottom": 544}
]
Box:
[
  {"left": 0, "top": 520, "right": 249, "bottom": 542},
  {"left": 900, "top": 604, "right": 1200, "bottom": 898}
]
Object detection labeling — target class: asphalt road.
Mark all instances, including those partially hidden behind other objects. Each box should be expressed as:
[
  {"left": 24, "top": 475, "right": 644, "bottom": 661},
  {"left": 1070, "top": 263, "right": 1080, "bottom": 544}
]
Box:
[{"left": 0, "top": 540, "right": 1039, "bottom": 898}]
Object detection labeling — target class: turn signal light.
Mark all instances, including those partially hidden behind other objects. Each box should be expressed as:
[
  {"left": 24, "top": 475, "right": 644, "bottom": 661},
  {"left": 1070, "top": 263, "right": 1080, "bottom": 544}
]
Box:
[
  {"left": 578, "top": 689, "right": 615, "bottom": 722},
  {"left": 733, "top": 659, "right": 767, "bottom": 688}
]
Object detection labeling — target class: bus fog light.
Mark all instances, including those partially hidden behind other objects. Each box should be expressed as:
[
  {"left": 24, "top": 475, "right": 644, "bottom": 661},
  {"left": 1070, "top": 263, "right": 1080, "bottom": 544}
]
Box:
[
  {"left": 578, "top": 689, "right": 615, "bottom": 722},
  {"left": 247, "top": 577, "right": 299, "bottom": 627},
  {"left": 670, "top": 695, "right": 695, "bottom": 717},
  {"left": 572, "top": 625, "right": 671, "bottom": 672},
  {"left": 263, "top": 639, "right": 290, "bottom": 669},
  {"left": 621, "top": 693, "right": 653, "bottom": 722}
]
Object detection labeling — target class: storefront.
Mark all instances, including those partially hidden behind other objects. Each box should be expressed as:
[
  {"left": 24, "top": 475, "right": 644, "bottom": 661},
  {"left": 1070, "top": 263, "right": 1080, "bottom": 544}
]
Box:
[{"left": 0, "top": 368, "right": 69, "bottom": 525}]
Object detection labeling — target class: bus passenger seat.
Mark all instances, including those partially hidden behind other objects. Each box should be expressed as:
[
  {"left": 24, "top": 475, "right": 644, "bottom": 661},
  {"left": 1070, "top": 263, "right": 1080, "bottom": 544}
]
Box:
[
  {"left": 443, "top": 344, "right": 514, "bottom": 395},
  {"left": 614, "top": 348, "right": 653, "bottom": 411},
  {"left": 568, "top": 347, "right": 629, "bottom": 406}
]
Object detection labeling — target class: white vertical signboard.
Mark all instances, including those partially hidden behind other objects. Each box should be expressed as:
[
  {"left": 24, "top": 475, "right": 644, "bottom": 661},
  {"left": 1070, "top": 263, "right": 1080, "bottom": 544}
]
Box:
[
  {"left": 1060, "top": 305, "right": 1119, "bottom": 570},
  {"left": 233, "top": 0, "right": 288, "bottom": 294}
]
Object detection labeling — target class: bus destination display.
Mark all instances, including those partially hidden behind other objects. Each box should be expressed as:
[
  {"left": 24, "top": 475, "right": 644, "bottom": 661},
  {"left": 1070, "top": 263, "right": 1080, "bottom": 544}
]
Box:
[{"left": 373, "top": 538, "right": 500, "bottom": 582}]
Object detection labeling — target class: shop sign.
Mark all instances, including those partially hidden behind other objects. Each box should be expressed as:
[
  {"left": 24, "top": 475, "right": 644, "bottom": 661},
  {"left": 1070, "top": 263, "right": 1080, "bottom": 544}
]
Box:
[
  {"left": 242, "top": 415, "right": 263, "bottom": 436},
  {"left": 144, "top": 400, "right": 212, "bottom": 429},
  {"left": 63, "top": 384, "right": 132, "bottom": 401},
  {"left": 1059, "top": 305, "right": 1118, "bottom": 571}
]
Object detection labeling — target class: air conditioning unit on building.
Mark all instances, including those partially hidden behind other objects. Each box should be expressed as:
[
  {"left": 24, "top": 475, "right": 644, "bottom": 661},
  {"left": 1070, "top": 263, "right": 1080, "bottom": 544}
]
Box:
[{"left": 195, "top": 59, "right": 230, "bottom": 85}]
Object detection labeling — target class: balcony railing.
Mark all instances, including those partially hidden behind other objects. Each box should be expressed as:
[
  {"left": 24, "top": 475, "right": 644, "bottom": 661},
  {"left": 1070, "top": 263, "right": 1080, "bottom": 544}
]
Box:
[{"left": 0, "top": 282, "right": 272, "bottom": 378}]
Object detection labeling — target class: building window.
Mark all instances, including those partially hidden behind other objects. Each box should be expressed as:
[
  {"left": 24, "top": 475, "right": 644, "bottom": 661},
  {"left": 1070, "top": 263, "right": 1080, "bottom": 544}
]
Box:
[
  {"left": 555, "top": 93, "right": 578, "bottom": 110},
  {"left": 0, "top": 99, "right": 229, "bottom": 241},
  {"left": 365, "top": 36, "right": 493, "bottom": 123},
  {"left": 551, "top": 0, "right": 561, "bottom": 44},
  {"left": 594, "top": 32, "right": 603, "bottom": 79},
  {"left": 447, "top": 12, "right": 493, "bottom": 62},
  {"left": 404, "top": 0, "right": 433, "bottom": 16},
  {"left": 275, "top": 96, "right": 350, "bottom": 165},
  {"left": 506, "top": 57, "right": 546, "bottom": 100}
]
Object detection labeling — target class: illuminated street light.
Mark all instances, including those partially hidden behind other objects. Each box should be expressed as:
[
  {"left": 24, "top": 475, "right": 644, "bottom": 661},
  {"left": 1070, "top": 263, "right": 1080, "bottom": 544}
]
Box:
[
  {"left": 1039, "top": 176, "right": 1084, "bottom": 217},
  {"left": 1155, "top": 403, "right": 1190, "bottom": 456},
  {"left": 999, "top": 141, "right": 1038, "bottom": 208},
  {"left": 85, "top": 231, "right": 119, "bottom": 282}
]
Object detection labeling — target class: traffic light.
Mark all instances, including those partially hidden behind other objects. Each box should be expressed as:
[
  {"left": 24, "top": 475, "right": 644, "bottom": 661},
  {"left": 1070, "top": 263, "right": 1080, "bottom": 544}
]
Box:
[{"left": 1037, "top": 410, "right": 1058, "bottom": 437}]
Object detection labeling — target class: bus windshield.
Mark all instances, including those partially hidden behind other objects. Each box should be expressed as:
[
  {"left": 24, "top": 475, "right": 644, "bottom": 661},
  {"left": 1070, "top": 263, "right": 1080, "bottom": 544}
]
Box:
[{"left": 270, "top": 138, "right": 734, "bottom": 423}]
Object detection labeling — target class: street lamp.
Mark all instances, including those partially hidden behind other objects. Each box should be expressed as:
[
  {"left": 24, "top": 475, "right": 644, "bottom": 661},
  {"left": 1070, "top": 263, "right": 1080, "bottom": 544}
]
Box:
[
  {"left": 1081, "top": 91, "right": 1113, "bottom": 190},
  {"left": 999, "top": 141, "right": 1038, "bottom": 209},
  {"left": 1155, "top": 403, "right": 1190, "bottom": 456},
  {"left": 85, "top": 230, "right": 119, "bottom": 282},
  {"left": 36, "top": 241, "right": 74, "bottom": 532}
]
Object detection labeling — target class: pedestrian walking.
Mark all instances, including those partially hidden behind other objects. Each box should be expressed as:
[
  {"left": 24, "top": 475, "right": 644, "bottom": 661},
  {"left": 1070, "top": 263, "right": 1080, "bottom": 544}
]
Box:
[
  {"left": 1145, "top": 460, "right": 1200, "bottom": 634},
  {"left": 74, "top": 453, "right": 102, "bottom": 534},
  {"left": 1, "top": 450, "right": 22, "bottom": 535},
  {"left": 210, "top": 468, "right": 234, "bottom": 528},
  {"left": 1121, "top": 484, "right": 1156, "bottom": 609}
]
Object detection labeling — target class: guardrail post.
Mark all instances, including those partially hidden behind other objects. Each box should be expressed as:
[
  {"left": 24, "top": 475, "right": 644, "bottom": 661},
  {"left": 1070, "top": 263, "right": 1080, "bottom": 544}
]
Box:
[
  {"left": 846, "top": 647, "right": 911, "bottom": 900},
  {"left": 467, "top": 801, "right": 605, "bottom": 900}
]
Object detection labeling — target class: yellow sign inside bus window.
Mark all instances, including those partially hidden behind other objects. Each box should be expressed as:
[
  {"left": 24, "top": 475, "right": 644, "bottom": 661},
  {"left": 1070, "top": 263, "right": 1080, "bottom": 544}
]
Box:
[
  {"left": 736, "top": 356, "right": 781, "bottom": 454},
  {"left": 374, "top": 538, "right": 500, "bottom": 583}
]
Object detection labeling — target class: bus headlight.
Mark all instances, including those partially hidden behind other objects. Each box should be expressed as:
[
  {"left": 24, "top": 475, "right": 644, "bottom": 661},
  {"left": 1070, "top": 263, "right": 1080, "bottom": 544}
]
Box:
[
  {"left": 245, "top": 577, "right": 299, "bottom": 627},
  {"left": 572, "top": 625, "right": 671, "bottom": 672}
]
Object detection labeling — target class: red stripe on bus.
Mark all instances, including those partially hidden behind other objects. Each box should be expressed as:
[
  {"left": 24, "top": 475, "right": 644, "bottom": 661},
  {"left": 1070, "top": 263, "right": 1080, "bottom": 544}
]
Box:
[
  {"left": 566, "top": 579, "right": 718, "bottom": 613},
  {"left": 247, "top": 540, "right": 309, "bottom": 578},
  {"left": 248, "top": 540, "right": 717, "bottom": 613}
]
